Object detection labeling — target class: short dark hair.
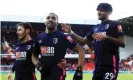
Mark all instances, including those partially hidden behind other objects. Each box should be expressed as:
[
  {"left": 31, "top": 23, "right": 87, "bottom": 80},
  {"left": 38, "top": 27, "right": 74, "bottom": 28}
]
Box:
[
  {"left": 97, "top": 3, "right": 113, "bottom": 13},
  {"left": 17, "top": 22, "right": 33, "bottom": 34},
  {"left": 49, "top": 12, "right": 58, "bottom": 20}
]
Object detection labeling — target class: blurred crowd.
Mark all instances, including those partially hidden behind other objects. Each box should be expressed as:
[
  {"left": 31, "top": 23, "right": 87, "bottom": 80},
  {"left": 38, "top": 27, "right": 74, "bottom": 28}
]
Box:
[
  {"left": 1, "top": 22, "right": 133, "bottom": 72},
  {"left": 1, "top": 36, "right": 133, "bottom": 72},
  {"left": 119, "top": 54, "right": 133, "bottom": 71},
  {"left": 1, "top": 55, "right": 133, "bottom": 71},
  {"left": 66, "top": 59, "right": 94, "bottom": 71}
]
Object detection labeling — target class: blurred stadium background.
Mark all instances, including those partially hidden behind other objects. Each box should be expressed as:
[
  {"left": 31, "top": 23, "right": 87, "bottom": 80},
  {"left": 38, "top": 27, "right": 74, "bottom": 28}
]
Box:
[{"left": 0, "top": 15, "right": 133, "bottom": 80}]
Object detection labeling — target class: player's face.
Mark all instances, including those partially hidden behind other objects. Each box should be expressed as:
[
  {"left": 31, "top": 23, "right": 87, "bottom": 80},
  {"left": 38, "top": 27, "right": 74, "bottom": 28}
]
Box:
[
  {"left": 97, "top": 10, "right": 109, "bottom": 20},
  {"left": 45, "top": 13, "right": 58, "bottom": 31},
  {"left": 17, "top": 26, "right": 26, "bottom": 41}
]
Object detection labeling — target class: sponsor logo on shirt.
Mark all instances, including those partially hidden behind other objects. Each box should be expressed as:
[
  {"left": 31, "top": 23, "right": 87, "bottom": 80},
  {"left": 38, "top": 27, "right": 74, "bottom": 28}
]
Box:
[
  {"left": 16, "top": 51, "right": 27, "bottom": 60},
  {"left": 40, "top": 46, "right": 55, "bottom": 56},
  {"left": 99, "top": 32, "right": 106, "bottom": 35},
  {"left": 95, "top": 32, "right": 106, "bottom": 41}
]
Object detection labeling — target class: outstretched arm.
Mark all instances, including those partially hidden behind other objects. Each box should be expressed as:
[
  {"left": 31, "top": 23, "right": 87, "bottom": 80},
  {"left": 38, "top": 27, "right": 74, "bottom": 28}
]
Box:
[{"left": 61, "top": 24, "right": 92, "bottom": 46}]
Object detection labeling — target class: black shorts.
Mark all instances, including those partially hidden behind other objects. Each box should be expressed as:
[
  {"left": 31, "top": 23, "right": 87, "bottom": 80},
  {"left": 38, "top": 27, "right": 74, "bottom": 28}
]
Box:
[
  {"left": 15, "top": 72, "right": 37, "bottom": 80},
  {"left": 92, "top": 66, "right": 119, "bottom": 80},
  {"left": 41, "top": 67, "right": 66, "bottom": 80}
]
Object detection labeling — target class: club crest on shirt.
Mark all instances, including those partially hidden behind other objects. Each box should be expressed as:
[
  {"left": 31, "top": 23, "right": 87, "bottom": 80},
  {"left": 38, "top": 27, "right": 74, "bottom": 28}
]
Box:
[
  {"left": 94, "top": 27, "right": 98, "bottom": 32},
  {"left": 15, "top": 47, "right": 19, "bottom": 50},
  {"left": 26, "top": 45, "right": 31, "bottom": 50},
  {"left": 105, "top": 24, "right": 109, "bottom": 29},
  {"left": 39, "top": 40, "right": 42, "bottom": 43},
  {"left": 53, "top": 38, "right": 58, "bottom": 44}
]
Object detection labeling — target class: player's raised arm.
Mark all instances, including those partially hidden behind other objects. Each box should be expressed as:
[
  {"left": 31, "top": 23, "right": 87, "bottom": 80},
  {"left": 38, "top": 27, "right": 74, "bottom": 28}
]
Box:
[
  {"left": 92, "top": 22, "right": 125, "bottom": 48},
  {"left": 61, "top": 24, "right": 92, "bottom": 46}
]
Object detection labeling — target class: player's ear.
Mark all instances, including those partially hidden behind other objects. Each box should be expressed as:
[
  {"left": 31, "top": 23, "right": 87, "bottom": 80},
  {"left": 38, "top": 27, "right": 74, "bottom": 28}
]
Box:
[
  {"left": 108, "top": 12, "right": 112, "bottom": 15},
  {"left": 26, "top": 29, "right": 30, "bottom": 34}
]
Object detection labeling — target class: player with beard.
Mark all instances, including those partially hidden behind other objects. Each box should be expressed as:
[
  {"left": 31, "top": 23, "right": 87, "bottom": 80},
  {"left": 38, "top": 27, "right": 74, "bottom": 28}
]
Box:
[
  {"left": 61, "top": 3, "right": 125, "bottom": 80},
  {"left": 7, "top": 23, "right": 37, "bottom": 80},
  {"left": 32, "top": 13, "right": 85, "bottom": 80},
  {"left": 7, "top": 22, "right": 67, "bottom": 80}
]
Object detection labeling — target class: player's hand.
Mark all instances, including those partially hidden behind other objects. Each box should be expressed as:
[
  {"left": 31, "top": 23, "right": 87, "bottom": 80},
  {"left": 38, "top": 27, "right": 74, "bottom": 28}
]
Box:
[
  {"left": 73, "top": 67, "right": 83, "bottom": 80},
  {"left": 92, "top": 33, "right": 107, "bottom": 40},
  {"left": 35, "top": 62, "right": 43, "bottom": 72},
  {"left": 35, "top": 62, "right": 51, "bottom": 76},
  {"left": 57, "top": 59, "right": 67, "bottom": 68},
  {"left": 61, "top": 24, "right": 72, "bottom": 33},
  {"left": 8, "top": 70, "right": 13, "bottom": 80}
]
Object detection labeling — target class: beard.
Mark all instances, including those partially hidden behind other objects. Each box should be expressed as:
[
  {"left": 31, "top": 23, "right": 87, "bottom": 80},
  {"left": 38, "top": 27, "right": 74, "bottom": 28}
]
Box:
[
  {"left": 47, "top": 26, "right": 55, "bottom": 31},
  {"left": 46, "top": 23, "right": 57, "bottom": 32},
  {"left": 18, "top": 34, "right": 26, "bottom": 42}
]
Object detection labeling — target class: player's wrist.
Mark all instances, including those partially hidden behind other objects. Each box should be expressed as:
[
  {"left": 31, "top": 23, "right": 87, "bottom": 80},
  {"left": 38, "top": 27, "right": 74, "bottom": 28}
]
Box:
[
  {"left": 105, "top": 35, "right": 110, "bottom": 40},
  {"left": 35, "top": 62, "right": 43, "bottom": 71},
  {"left": 77, "top": 66, "right": 83, "bottom": 71},
  {"left": 69, "top": 30, "right": 74, "bottom": 35}
]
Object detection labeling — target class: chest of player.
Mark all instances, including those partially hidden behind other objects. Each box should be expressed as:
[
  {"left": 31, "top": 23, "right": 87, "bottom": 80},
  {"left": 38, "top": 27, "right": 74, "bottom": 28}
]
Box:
[
  {"left": 38, "top": 35, "right": 66, "bottom": 56},
  {"left": 38, "top": 36, "right": 61, "bottom": 46},
  {"left": 94, "top": 23, "right": 116, "bottom": 37},
  {"left": 15, "top": 45, "right": 32, "bottom": 60}
]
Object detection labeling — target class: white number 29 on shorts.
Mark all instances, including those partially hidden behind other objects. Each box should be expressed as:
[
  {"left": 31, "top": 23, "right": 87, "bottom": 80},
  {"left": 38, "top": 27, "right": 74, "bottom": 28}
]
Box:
[{"left": 104, "top": 72, "right": 114, "bottom": 80}]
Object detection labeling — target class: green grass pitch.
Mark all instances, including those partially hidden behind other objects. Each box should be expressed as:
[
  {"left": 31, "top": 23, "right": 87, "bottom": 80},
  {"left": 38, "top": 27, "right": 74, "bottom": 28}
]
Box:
[{"left": 1, "top": 73, "right": 133, "bottom": 80}]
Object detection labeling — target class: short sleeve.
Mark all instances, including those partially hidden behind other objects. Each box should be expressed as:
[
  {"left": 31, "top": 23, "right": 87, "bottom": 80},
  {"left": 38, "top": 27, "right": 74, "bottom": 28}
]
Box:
[
  {"left": 85, "top": 26, "right": 95, "bottom": 40},
  {"left": 114, "top": 22, "right": 124, "bottom": 37},
  {"left": 32, "top": 38, "right": 40, "bottom": 56},
  {"left": 65, "top": 35, "right": 77, "bottom": 50}
]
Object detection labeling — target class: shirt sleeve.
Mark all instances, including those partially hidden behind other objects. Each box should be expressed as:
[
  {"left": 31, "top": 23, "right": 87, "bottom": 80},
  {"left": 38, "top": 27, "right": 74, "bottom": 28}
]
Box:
[
  {"left": 64, "top": 35, "right": 77, "bottom": 50},
  {"left": 32, "top": 38, "right": 40, "bottom": 57},
  {"left": 114, "top": 22, "right": 124, "bottom": 37},
  {"left": 85, "top": 26, "right": 95, "bottom": 41}
]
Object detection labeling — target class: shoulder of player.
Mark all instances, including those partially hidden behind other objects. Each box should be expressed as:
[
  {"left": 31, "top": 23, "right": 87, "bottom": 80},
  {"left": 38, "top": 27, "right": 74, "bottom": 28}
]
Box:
[
  {"left": 56, "top": 30, "right": 68, "bottom": 37},
  {"left": 91, "top": 24, "right": 99, "bottom": 30},
  {"left": 25, "top": 39, "right": 34, "bottom": 45},
  {"left": 56, "top": 31, "right": 73, "bottom": 41},
  {"left": 37, "top": 32, "right": 46, "bottom": 37},
  {"left": 110, "top": 20, "right": 120, "bottom": 26},
  {"left": 14, "top": 41, "right": 22, "bottom": 47},
  {"left": 35, "top": 32, "right": 46, "bottom": 40},
  {"left": 14, "top": 40, "right": 33, "bottom": 47}
]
